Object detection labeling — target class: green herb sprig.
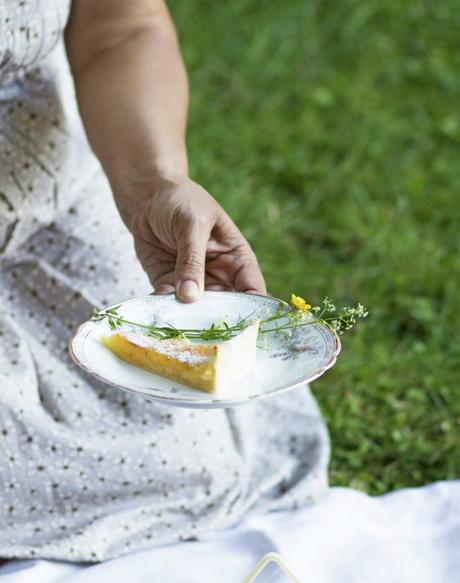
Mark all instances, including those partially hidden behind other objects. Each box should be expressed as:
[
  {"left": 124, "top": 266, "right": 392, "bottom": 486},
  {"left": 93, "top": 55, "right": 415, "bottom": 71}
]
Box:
[
  {"left": 91, "top": 294, "right": 367, "bottom": 341},
  {"left": 91, "top": 306, "right": 256, "bottom": 341}
]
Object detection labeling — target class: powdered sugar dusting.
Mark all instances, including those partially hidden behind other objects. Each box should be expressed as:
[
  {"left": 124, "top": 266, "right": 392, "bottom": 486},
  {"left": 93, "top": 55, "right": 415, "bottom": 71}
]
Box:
[{"left": 121, "top": 333, "right": 211, "bottom": 365}]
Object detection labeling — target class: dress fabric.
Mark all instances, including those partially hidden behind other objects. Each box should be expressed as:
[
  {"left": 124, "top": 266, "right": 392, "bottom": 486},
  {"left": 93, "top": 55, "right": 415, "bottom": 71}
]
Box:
[{"left": 0, "top": 0, "right": 330, "bottom": 562}]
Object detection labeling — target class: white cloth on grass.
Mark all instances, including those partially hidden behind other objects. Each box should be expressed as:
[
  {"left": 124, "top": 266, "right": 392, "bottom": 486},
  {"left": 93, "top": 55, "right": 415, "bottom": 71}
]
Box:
[{"left": 1, "top": 480, "right": 459, "bottom": 583}]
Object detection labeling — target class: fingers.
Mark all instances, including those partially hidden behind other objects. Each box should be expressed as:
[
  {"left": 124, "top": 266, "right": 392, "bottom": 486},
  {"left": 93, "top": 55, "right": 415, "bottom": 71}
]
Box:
[
  {"left": 155, "top": 276, "right": 230, "bottom": 295},
  {"left": 233, "top": 249, "right": 267, "bottom": 296},
  {"left": 132, "top": 225, "right": 176, "bottom": 294},
  {"left": 205, "top": 284, "right": 230, "bottom": 291},
  {"left": 175, "top": 221, "right": 211, "bottom": 303},
  {"left": 154, "top": 283, "right": 175, "bottom": 295},
  {"left": 212, "top": 214, "right": 267, "bottom": 296}
]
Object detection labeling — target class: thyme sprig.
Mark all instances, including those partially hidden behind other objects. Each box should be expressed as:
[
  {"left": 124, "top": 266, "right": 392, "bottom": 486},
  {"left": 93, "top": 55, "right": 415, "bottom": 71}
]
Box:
[
  {"left": 91, "top": 294, "right": 368, "bottom": 341},
  {"left": 91, "top": 306, "right": 256, "bottom": 341}
]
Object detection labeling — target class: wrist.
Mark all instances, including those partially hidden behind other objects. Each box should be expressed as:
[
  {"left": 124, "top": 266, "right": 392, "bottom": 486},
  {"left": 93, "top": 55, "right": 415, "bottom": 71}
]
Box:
[
  {"left": 107, "top": 151, "right": 188, "bottom": 190},
  {"left": 109, "top": 163, "right": 190, "bottom": 228}
]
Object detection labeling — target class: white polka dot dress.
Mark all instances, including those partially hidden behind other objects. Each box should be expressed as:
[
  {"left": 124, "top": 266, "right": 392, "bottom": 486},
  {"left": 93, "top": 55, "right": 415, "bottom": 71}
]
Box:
[{"left": 0, "top": 0, "right": 330, "bottom": 561}]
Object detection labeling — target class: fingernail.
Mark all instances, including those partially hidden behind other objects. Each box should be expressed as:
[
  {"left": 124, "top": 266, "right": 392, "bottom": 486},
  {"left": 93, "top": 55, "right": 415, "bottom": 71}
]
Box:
[
  {"left": 155, "top": 284, "right": 175, "bottom": 295},
  {"left": 178, "top": 280, "right": 199, "bottom": 301}
]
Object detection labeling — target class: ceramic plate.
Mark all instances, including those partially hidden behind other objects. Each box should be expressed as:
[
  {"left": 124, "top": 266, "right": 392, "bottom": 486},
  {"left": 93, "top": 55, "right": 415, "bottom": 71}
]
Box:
[{"left": 69, "top": 291, "right": 341, "bottom": 409}]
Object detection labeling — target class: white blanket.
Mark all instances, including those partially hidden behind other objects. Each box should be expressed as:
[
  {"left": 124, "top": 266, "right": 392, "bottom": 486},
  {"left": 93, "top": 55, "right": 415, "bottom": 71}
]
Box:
[{"left": 1, "top": 480, "right": 459, "bottom": 583}]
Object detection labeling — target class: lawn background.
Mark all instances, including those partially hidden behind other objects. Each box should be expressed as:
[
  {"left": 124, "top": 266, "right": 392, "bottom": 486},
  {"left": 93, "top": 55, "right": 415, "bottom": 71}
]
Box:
[{"left": 169, "top": 0, "right": 460, "bottom": 494}]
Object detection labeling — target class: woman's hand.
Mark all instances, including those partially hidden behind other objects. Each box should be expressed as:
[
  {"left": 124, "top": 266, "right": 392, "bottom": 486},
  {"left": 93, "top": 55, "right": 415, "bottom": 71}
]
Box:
[
  {"left": 66, "top": 2, "right": 264, "bottom": 302},
  {"left": 127, "top": 178, "right": 266, "bottom": 302}
]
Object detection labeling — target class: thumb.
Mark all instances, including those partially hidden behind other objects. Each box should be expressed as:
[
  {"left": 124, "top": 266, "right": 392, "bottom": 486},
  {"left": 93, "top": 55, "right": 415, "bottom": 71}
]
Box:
[{"left": 175, "top": 222, "right": 210, "bottom": 303}]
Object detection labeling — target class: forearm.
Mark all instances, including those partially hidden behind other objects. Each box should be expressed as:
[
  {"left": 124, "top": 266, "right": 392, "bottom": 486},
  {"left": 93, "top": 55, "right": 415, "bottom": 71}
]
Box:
[{"left": 65, "top": 2, "right": 189, "bottom": 224}]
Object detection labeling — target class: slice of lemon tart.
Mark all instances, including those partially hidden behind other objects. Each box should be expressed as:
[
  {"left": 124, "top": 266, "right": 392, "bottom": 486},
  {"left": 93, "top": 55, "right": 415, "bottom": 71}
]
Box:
[{"left": 101, "top": 319, "right": 260, "bottom": 393}]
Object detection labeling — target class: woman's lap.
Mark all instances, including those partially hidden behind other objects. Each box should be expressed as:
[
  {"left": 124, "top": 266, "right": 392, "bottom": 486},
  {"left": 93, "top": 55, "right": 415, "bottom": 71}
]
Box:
[{"left": 0, "top": 171, "right": 329, "bottom": 561}]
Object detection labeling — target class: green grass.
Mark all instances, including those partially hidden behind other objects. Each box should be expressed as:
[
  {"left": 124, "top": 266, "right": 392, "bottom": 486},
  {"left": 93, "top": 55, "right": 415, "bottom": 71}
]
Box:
[{"left": 169, "top": 0, "right": 460, "bottom": 494}]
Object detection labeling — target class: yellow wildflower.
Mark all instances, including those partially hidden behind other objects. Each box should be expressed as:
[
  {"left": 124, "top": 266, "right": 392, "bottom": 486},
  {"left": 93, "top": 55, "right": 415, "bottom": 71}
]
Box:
[{"left": 290, "top": 294, "right": 311, "bottom": 312}]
